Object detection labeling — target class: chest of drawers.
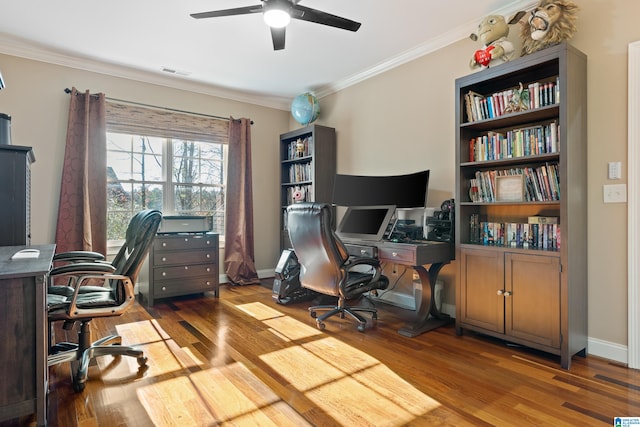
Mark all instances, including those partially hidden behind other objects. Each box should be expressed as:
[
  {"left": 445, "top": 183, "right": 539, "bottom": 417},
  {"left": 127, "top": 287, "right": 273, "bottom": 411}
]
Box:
[{"left": 146, "top": 233, "right": 219, "bottom": 306}]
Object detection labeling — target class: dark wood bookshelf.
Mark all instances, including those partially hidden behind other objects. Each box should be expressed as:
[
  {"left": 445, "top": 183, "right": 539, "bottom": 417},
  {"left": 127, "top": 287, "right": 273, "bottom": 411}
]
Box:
[{"left": 454, "top": 43, "right": 587, "bottom": 369}]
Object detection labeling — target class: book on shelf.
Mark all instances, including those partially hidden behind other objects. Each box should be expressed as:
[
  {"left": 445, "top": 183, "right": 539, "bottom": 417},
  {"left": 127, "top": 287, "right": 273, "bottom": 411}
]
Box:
[
  {"left": 464, "top": 77, "right": 560, "bottom": 123},
  {"left": 468, "top": 121, "right": 559, "bottom": 162},
  {"left": 527, "top": 215, "right": 559, "bottom": 224},
  {"left": 469, "top": 163, "right": 560, "bottom": 203},
  {"left": 474, "top": 220, "right": 560, "bottom": 250}
]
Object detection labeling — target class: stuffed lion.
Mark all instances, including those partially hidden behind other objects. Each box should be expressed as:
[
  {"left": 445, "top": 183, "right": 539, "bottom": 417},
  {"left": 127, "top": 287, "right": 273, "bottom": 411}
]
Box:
[{"left": 521, "top": 0, "right": 579, "bottom": 56}]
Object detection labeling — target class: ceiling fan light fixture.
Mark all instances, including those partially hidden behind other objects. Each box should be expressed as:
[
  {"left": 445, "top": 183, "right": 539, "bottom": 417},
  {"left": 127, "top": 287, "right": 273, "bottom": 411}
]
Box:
[{"left": 263, "top": 1, "right": 291, "bottom": 28}]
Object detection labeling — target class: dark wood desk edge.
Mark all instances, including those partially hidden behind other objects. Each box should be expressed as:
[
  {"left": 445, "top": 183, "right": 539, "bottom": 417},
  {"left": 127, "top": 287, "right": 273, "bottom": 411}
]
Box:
[{"left": 342, "top": 239, "right": 454, "bottom": 337}]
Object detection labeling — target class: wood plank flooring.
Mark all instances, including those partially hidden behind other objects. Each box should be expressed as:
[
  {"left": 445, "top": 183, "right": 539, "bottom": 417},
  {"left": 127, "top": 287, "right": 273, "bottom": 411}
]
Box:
[{"left": 6, "top": 280, "right": 640, "bottom": 426}]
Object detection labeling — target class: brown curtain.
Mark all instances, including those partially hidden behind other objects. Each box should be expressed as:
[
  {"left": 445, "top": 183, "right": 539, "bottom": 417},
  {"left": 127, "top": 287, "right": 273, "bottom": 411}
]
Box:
[
  {"left": 55, "top": 88, "right": 107, "bottom": 255},
  {"left": 224, "top": 117, "right": 260, "bottom": 285}
]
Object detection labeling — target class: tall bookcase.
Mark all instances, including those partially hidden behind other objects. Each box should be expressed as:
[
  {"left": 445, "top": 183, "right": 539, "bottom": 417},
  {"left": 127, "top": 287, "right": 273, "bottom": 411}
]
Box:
[
  {"left": 454, "top": 43, "right": 587, "bottom": 369},
  {"left": 279, "top": 125, "right": 336, "bottom": 251}
]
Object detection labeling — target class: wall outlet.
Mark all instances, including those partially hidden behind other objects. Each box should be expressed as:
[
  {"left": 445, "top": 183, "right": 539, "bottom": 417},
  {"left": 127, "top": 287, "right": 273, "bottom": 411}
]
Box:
[{"left": 603, "top": 184, "right": 627, "bottom": 203}]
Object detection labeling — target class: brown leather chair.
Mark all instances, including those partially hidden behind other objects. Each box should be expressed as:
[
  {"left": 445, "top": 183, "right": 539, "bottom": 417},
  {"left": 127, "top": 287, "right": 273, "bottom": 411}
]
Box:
[
  {"left": 47, "top": 209, "right": 162, "bottom": 392},
  {"left": 286, "top": 203, "right": 388, "bottom": 332}
]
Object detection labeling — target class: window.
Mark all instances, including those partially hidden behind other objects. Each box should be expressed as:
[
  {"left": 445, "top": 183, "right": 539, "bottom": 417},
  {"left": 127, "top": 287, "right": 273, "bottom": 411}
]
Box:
[
  {"left": 106, "top": 134, "right": 226, "bottom": 242},
  {"left": 105, "top": 101, "right": 230, "bottom": 244}
]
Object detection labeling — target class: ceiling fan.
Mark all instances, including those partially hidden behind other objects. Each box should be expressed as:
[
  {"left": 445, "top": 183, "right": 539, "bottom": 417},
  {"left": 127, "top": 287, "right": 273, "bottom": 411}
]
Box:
[{"left": 190, "top": 0, "right": 361, "bottom": 51}]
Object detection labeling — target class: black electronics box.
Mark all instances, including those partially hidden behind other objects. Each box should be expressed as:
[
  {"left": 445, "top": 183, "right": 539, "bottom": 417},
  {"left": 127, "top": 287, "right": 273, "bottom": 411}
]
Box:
[{"left": 158, "top": 215, "right": 213, "bottom": 234}]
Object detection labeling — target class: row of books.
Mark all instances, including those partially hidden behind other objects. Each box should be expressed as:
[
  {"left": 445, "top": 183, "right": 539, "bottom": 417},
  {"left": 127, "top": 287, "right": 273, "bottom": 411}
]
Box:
[
  {"left": 469, "top": 163, "right": 560, "bottom": 203},
  {"left": 284, "top": 136, "right": 314, "bottom": 160},
  {"left": 465, "top": 78, "right": 560, "bottom": 123},
  {"left": 284, "top": 184, "right": 313, "bottom": 205},
  {"left": 287, "top": 162, "right": 312, "bottom": 183},
  {"left": 469, "top": 214, "right": 560, "bottom": 250},
  {"left": 469, "top": 121, "right": 559, "bottom": 162}
]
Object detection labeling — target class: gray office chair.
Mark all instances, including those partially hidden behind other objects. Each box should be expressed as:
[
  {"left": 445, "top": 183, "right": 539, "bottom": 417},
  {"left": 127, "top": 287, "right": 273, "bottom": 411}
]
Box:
[
  {"left": 47, "top": 209, "right": 162, "bottom": 392},
  {"left": 286, "top": 203, "right": 388, "bottom": 332}
]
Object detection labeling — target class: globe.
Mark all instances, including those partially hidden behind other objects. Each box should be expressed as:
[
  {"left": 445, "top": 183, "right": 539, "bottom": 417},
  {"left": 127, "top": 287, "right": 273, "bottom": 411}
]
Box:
[{"left": 291, "top": 93, "right": 320, "bottom": 125}]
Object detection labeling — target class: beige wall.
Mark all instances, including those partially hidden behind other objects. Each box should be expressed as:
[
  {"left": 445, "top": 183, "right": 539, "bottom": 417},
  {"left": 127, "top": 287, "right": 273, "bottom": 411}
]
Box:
[
  {"left": 319, "top": 0, "right": 640, "bottom": 352},
  {"left": 0, "top": 54, "right": 290, "bottom": 274},
  {"left": 0, "top": 0, "right": 637, "bottom": 356}
]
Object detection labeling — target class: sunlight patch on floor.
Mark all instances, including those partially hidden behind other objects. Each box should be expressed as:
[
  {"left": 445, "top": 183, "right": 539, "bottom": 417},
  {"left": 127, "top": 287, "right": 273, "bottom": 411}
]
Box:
[
  {"left": 263, "top": 315, "right": 323, "bottom": 341},
  {"left": 190, "top": 362, "right": 311, "bottom": 426},
  {"left": 137, "top": 376, "right": 217, "bottom": 426},
  {"left": 236, "top": 301, "right": 285, "bottom": 320}
]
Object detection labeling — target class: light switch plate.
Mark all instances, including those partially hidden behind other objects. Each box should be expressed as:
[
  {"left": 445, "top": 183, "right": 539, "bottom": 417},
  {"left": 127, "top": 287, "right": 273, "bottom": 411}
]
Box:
[{"left": 603, "top": 184, "right": 627, "bottom": 203}]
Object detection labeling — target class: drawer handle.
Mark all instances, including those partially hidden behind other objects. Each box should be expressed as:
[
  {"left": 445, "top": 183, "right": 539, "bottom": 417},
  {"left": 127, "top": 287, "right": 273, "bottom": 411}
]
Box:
[
  {"left": 206, "top": 253, "right": 211, "bottom": 258},
  {"left": 162, "top": 242, "right": 167, "bottom": 247},
  {"left": 161, "top": 257, "right": 167, "bottom": 262},
  {"left": 206, "top": 281, "right": 211, "bottom": 286},
  {"left": 360, "top": 249, "right": 367, "bottom": 255},
  {"left": 161, "top": 286, "right": 167, "bottom": 291},
  {"left": 206, "top": 267, "right": 211, "bottom": 272},
  {"left": 206, "top": 240, "right": 210, "bottom": 245},
  {"left": 184, "top": 238, "right": 189, "bottom": 242},
  {"left": 392, "top": 252, "right": 398, "bottom": 257},
  {"left": 184, "top": 266, "right": 189, "bottom": 270},
  {"left": 162, "top": 272, "right": 166, "bottom": 277}
]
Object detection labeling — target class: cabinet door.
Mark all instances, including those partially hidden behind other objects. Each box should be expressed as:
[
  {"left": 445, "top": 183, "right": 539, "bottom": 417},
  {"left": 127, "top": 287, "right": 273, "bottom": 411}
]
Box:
[
  {"left": 459, "top": 248, "right": 504, "bottom": 333},
  {"left": 505, "top": 253, "right": 561, "bottom": 348}
]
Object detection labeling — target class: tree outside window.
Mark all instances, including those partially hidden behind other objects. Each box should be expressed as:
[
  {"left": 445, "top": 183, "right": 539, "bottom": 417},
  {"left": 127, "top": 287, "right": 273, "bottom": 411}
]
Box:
[{"left": 107, "top": 133, "right": 225, "bottom": 242}]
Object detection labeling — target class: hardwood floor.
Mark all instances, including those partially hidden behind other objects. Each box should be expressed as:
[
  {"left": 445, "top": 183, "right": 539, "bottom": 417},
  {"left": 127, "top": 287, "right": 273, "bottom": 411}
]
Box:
[{"left": 6, "top": 280, "right": 640, "bottom": 426}]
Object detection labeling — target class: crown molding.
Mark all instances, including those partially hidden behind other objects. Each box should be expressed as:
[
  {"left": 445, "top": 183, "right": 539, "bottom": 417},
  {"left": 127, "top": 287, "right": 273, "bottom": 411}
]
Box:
[
  {"left": 0, "top": 33, "right": 292, "bottom": 110},
  {"left": 0, "top": 1, "right": 536, "bottom": 110}
]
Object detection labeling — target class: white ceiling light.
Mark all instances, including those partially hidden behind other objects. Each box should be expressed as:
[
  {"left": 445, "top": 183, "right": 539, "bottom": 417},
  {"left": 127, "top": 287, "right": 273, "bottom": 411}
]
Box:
[{"left": 263, "top": 0, "right": 291, "bottom": 28}]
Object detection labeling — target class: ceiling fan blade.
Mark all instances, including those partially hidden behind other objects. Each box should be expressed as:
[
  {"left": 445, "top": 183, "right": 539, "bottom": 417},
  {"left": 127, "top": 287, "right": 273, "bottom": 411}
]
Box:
[
  {"left": 190, "top": 5, "right": 262, "bottom": 20},
  {"left": 292, "top": 5, "right": 361, "bottom": 32},
  {"left": 271, "top": 27, "right": 286, "bottom": 50}
]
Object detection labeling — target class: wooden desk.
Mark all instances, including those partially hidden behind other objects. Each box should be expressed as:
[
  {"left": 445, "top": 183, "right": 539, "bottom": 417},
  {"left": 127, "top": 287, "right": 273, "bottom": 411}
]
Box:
[
  {"left": 0, "top": 244, "right": 55, "bottom": 426},
  {"left": 344, "top": 240, "right": 453, "bottom": 337}
]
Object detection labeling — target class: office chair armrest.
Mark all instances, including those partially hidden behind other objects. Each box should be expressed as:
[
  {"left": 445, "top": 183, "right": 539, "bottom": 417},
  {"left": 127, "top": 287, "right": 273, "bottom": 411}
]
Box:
[
  {"left": 50, "top": 262, "right": 116, "bottom": 277},
  {"left": 53, "top": 250, "right": 106, "bottom": 263},
  {"left": 345, "top": 256, "right": 381, "bottom": 269}
]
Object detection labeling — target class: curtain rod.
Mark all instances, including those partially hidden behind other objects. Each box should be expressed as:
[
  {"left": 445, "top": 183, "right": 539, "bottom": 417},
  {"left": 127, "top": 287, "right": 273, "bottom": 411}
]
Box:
[{"left": 63, "top": 88, "right": 253, "bottom": 124}]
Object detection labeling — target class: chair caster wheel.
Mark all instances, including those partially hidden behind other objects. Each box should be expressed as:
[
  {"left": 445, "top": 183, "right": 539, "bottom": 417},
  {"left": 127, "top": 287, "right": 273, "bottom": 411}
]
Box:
[
  {"left": 372, "top": 313, "right": 378, "bottom": 320},
  {"left": 310, "top": 311, "right": 317, "bottom": 318},
  {"left": 73, "top": 380, "right": 86, "bottom": 393},
  {"left": 316, "top": 321, "right": 325, "bottom": 330},
  {"left": 357, "top": 324, "right": 365, "bottom": 332},
  {"left": 137, "top": 356, "right": 148, "bottom": 367}
]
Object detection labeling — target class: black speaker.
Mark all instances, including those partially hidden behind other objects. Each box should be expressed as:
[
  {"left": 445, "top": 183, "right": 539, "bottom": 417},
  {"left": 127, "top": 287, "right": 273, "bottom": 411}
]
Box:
[{"left": 272, "top": 250, "right": 317, "bottom": 305}]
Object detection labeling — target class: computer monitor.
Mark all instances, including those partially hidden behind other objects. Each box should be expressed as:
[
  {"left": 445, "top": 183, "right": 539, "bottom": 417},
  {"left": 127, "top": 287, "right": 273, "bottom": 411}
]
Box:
[
  {"left": 332, "top": 169, "right": 429, "bottom": 208},
  {"left": 336, "top": 205, "right": 396, "bottom": 241}
]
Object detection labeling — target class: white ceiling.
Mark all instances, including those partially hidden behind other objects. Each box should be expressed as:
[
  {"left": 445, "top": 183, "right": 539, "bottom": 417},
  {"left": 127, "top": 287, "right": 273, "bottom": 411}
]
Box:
[{"left": 0, "top": 0, "right": 534, "bottom": 110}]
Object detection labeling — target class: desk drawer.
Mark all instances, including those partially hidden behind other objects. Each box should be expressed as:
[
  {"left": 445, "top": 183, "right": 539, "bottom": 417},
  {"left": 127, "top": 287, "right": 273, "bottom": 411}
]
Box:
[
  {"left": 153, "top": 250, "right": 216, "bottom": 266},
  {"left": 153, "top": 264, "right": 217, "bottom": 281},
  {"left": 378, "top": 246, "right": 416, "bottom": 264},
  {"left": 155, "top": 235, "right": 217, "bottom": 251},
  {"left": 152, "top": 277, "right": 217, "bottom": 297}
]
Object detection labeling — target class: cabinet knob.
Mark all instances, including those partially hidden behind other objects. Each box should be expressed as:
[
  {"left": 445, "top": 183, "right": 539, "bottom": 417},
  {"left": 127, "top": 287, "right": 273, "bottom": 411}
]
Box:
[
  {"left": 161, "top": 286, "right": 166, "bottom": 291},
  {"left": 504, "top": 291, "right": 512, "bottom": 297},
  {"left": 162, "top": 272, "right": 166, "bottom": 277},
  {"left": 184, "top": 266, "right": 189, "bottom": 270},
  {"left": 206, "top": 240, "right": 210, "bottom": 245},
  {"left": 206, "top": 267, "right": 211, "bottom": 272},
  {"left": 184, "top": 238, "right": 189, "bottom": 242},
  {"left": 497, "top": 289, "right": 504, "bottom": 295},
  {"left": 206, "top": 253, "right": 211, "bottom": 258},
  {"left": 206, "top": 281, "right": 211, "bottom": 286},
  {"left": 161, "top": 257, "right": 167, "bottom": 262},
  {"left": 360, "top": 249, "right": 367, "bottom": 255},
  {"left": 392, "top": 252, "right": 398, "bottom": 257},
  {"left": 162, "top": 242, "right": 167, "bottom": 247}
]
